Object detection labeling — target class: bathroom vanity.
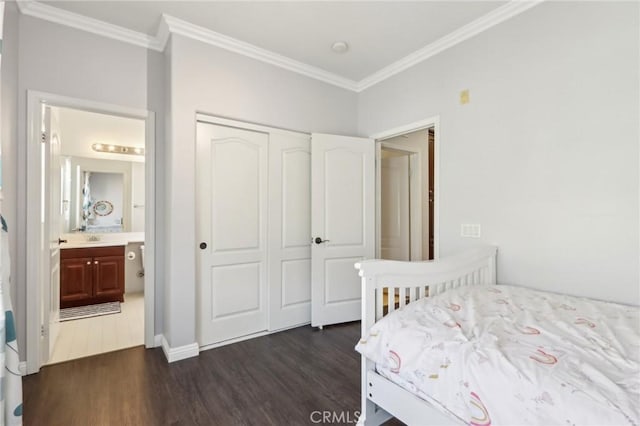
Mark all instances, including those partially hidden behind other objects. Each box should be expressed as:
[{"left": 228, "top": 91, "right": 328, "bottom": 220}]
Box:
[{"left": 60, "top": 245, "right": 125, "bottom": 308}]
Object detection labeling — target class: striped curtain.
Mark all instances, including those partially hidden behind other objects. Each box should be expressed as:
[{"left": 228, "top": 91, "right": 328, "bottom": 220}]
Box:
[
  {"left": 0, "top": 3, "right": 24, "bottom": 425},
  {"left": 81, "top": 171, "right": 93, "bottom": 230},
  {"left": 0, "top": 217, "right": 22, "bottom": 425}
]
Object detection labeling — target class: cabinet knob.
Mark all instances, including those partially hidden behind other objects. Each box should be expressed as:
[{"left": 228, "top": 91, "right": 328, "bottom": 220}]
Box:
[
  {"left": 94, "top": 260, "right": 99, "bottom": 264},
  {"left": 86, "top": 261, "right": 91, "bottom": 265}
]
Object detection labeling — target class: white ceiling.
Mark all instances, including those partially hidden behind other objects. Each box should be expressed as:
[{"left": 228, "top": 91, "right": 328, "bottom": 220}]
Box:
[
  {"left": 37, "top": 1, "right": 507, "bottom": 81},
  {"left": 55, "top": 106, "right": 146, "bottom": 163}
]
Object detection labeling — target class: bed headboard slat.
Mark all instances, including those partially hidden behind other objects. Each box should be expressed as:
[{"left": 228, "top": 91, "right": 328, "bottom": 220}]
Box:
[
  {"left": 375, "top": 286, "right": 383, "bottom": 320},
  {"left": 357, "top": 246, "right": 497, "bottom": 323}
]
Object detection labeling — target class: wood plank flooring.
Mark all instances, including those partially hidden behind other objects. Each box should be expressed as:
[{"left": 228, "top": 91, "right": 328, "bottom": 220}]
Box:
[{"left": 24, "top": 322, "right": 403, "bottom": 426}]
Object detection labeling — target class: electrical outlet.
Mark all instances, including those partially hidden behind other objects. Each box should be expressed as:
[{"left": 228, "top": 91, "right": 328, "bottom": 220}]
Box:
[
  {"left": 460, "top": 89, "right": 470, "bottom": 105},
  {"left": 461, "top": 224, "right": 481, "bottom": 238}
]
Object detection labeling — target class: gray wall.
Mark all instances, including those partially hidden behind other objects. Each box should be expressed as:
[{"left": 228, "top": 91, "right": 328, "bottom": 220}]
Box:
[
  {"left": 163, "top": 34, "right": 359, "bottom": 347},
  {"left": 147, "top": 49, "right": 166, "bottom": 337},
  {"left": 9, "top": 15, "right": 150, "bottom": 359},
  {"left": 358, "top": 2, "right": 639, "bottom": 304},
  {"left": 124, "top": 242, "right": 145, "bottom": 293}
]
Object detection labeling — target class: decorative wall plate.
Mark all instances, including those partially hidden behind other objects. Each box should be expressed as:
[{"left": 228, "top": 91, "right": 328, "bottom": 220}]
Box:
[{"left": 93, "top": 200, "right": 114, "bottom": 216}]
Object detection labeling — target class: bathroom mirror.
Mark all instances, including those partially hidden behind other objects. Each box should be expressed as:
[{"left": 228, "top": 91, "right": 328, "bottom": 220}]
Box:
[
  {"left": 81, "top": 171, "right": 124, "bottom": 232},
  {"left": 62, "top": 156, "right": 145, "bottom": 233}
]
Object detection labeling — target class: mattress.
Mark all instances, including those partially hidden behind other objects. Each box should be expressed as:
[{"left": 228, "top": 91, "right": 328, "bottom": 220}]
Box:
[{"left": 355, "top": 284, "right": 640, "bottom": 425}]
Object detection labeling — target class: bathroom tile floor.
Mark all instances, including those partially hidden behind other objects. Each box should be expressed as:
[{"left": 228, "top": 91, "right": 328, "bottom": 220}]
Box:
[{"left": 47, "top": 292, "right": 145, "bottom": 365}]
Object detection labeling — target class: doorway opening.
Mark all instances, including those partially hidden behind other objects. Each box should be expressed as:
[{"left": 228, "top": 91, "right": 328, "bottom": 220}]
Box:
[
  {"left": 49, "top": 106, "right": 146, "bottom": 364},
  {"left": 375, "top": 120, "right": 438, "bottom": 261},
  {"left": 26, "top": 92, "right": 155, "bottom": 373}
]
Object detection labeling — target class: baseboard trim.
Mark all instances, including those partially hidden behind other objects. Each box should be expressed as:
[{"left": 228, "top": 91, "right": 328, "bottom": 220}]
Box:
[
  {"left": 153, "top": 334, "right": 163, "bottom": 348},
  {"left": 18, "top": 361, "right": 27, "bottom": 376},
  {"left": 161, "top": 336, "right": 199, "bottom": 363}
]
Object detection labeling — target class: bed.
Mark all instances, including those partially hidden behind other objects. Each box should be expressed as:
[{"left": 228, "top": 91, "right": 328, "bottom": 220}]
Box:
[{"left": 354, "top": 246, "right": 639, "bottom": 425}]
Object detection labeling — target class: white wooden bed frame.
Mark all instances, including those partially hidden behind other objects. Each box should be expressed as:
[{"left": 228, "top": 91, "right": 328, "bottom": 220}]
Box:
[{"left": 354, "top": 246, "right": 497, "bottom": 426}]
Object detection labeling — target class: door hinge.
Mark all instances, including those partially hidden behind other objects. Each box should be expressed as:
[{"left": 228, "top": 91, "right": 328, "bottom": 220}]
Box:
[
  {"left": 40, "top": 325, "right": 45, "bottom": 337},
  {"left": 41, "top": 132, "right": 47, "bottom": 144}
]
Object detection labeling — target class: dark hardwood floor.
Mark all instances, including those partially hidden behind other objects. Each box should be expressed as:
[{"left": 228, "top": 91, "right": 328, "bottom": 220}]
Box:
[{"left": 24, "top": 322, "right": 402, "bottom": 426}]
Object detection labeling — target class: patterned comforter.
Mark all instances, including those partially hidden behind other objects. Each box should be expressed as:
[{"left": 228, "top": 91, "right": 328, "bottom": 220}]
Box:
[{"left": 355, "top": 284, "right": 639, "bottom": 425}]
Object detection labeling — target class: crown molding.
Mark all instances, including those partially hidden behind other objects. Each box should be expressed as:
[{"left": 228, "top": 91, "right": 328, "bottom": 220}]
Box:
[
  {"left": 161, "top": 15, "right": 358, "bottom": 91},
  {"left": 16, "top": 0, "right": 158, "bottom": 50},
  {"left": 356, "top": 0, "right": 544, "bottom": 91},
  {"left": 16, "top": 0, "right": 543, "bottom": 93},
  {"left": 151, "top": 14, "right": 171, "bottom": 52}
]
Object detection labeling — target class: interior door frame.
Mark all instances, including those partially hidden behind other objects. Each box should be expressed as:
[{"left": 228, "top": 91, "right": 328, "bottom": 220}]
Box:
[
  {"left": 371, "top": 116, "right": 440, "bottom": 260},
  {"left": 25, "top": 91, "right": 156, "bottom": 374}
]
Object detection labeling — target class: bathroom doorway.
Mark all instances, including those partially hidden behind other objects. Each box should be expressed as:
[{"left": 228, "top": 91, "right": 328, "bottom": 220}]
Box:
[
  {"left": 25, "top": 92, "right": 155, "bottom": 373},
  {"left": 48, "top": 106, "right": 146, "bottom": 364}
]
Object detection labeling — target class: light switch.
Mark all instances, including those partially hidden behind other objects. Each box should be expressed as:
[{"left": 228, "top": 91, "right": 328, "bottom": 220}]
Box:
[
  {"left": 461, "top": 224, "right": 481, "bottom": 238},
  {"left": 460, "top": 89, "right": 470, "bottom": 105}
]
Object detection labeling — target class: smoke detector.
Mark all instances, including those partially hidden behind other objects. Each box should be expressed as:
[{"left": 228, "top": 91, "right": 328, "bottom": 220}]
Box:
[{"left": 331, "top": 41, "right": 349, "bottom": 54}]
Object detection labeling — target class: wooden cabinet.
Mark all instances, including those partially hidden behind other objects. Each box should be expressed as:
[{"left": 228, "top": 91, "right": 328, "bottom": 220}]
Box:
[{"left": 60, "top": 246, "right": 125, "bottom": 308}]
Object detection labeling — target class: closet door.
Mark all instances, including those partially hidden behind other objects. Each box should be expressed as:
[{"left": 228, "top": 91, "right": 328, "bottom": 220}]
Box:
[
  {"left": 311, "top": 133, "right": 375, "bottom": 328},
  {"left": 196, "top": 122, "right": 268, "bottom": 346},
  {"left": 268, "top": 133, "right": 312, "bottom": 331}
]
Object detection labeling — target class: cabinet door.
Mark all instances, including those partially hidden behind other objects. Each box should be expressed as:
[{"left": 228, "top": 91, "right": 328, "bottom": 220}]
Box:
[
  {"left": 93, "top": 255, "right": 125, "bottom": 301},
  {"left": 60, "top": 257, "right": 93, "bottom": 308}
]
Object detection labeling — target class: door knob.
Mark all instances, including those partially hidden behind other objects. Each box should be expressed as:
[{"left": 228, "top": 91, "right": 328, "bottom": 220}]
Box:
[
  {"left": 314, "top": 237, "right": 330, "bottom": 244},
  {"left": 199, "top": 242, "right": 207, "bottom": 250},
  {"left": 58, "top": 238, "right": 68, "bottom": 244}
]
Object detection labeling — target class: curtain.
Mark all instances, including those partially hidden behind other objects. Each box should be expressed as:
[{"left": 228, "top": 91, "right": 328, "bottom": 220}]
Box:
[
  {"left": 0, "top": 216, "right": 22, "bottom": 425},
  {"left": 0, "top": 4, "right": 24, "bottom": 425}
]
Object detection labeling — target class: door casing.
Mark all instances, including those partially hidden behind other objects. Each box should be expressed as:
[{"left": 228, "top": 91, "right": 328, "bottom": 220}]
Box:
[{"left": 25, "top": 91, "right": 156, "bottom": 374}]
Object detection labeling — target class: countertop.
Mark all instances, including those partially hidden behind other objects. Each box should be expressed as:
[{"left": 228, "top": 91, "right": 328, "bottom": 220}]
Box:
[{"left": 60, "top": 232, "right": 144, "bottom": 249}]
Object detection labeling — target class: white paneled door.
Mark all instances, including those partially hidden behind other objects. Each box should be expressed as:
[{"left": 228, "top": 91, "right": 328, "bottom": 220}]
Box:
[
  {"left": 268, "top": 133, "right": 312, "bottom": 331},
  {"left": 311, "top": 134, "right": 375, "bottom": 328},
  {"left": 196, "top": 122, "right": 269, "bottom": 346},
  {"left": 380, "top": 152, "right": 410, "bottom": 261},
  {"left": 197, "top": 120, "right": 374, "bottom": 344},
  {"left": 43, "top": 105, "right": 62, "bottom": 365}
]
